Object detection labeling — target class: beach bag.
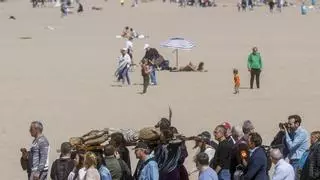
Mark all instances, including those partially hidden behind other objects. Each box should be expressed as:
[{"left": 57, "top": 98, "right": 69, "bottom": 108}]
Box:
[{"left": 139, "top": 127, "right": 160, "bottom": 141}]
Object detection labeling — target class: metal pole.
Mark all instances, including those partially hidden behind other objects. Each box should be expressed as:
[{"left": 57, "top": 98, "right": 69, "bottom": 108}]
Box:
[{"left": 176, "top": 49, "right": 179, "bottom": 67}]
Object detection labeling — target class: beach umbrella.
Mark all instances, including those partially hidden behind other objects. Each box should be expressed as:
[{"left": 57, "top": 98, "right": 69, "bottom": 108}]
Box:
[{"left": 160, "top": 37, "right": 195, "bottom": 67}]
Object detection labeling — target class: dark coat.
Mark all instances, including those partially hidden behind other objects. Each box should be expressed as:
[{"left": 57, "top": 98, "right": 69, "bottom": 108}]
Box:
[
  {"left": 243, "top": 147, "right": 269, "bottom": 180},
  {"left": 301, "top": 141, "right": 320, "bottom": 180}
]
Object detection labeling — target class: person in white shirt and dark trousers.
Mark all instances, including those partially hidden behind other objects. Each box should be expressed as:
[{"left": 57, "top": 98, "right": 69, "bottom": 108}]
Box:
[{"left": 271, "top": 148, "right": 295, "bottom": 180}]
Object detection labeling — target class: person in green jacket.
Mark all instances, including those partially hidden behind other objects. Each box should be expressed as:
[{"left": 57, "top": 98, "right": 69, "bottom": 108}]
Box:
[{"left": 247, "top": 47, "right": 263, "bottom": 89}]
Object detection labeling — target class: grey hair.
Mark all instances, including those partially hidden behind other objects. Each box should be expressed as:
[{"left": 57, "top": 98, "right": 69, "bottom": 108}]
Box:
[
  {"left": 31, "top": 121, "right": 43, "bottom": 133},
  {"left": 270, "top": 148, "right": 283, "bottom": 161},
  {"left": 242, "top": 120, "right": 254, "bottom": 134},
  {"left": 232, "top": 126, "right": 244, "bottom": 139}
]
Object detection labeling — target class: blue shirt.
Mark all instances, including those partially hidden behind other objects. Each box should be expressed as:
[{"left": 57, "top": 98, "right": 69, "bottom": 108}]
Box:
[
  {"left": 139, "top": 155, "right": 159, "bottom": 180},
  {"left": 99, "top": 165, "right": 112, "bottom": 180},
  {"left": 285, "top": 127, "right": 309, "bottom": 160},
  {"left": 199, "top": 167, "right": 218, "bottom": 180}
]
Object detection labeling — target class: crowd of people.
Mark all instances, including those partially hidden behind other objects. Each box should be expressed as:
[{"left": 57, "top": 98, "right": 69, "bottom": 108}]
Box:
[
  {"left": 115, "top": 35, "right": 261, "bottom": 95},
  {"left": 20, "top": 114, "right": 320, "bottom": 180},
  {"left": 115, "top": 26, "right": 171, "bottom": 94},
  {"left": 165, "top": 0, "right": 295, "bottom": 13}
]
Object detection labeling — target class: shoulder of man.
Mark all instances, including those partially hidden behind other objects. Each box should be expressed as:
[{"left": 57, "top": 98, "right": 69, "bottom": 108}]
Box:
[
  {"left": 277, "top": 161, "right": 292, "bottom": 171},
  {"left": 313, "top": 142, "right": 320, "bottom": 151},
  {"left": 253, "top": 147, "right": 265, "bottom": 156},
  {"left": 145, "top": 157, "right": 157, "bottom": 165},
  {"left": 38, "top": 135, "right": 49, "bottom": 145}
]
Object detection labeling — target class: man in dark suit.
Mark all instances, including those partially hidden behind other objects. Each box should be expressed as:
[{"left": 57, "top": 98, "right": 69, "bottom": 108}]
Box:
[{"left": 243, "top": 132, "right": 269, "bottom": 180}]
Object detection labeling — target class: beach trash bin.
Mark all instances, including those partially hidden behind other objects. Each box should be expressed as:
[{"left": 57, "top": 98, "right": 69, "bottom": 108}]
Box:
[
  {"left": 301, "top": 4, "right": 307, "bottom": 15},
  {"left": 311, "top": 0, "right": 316, "bottom": 5}
]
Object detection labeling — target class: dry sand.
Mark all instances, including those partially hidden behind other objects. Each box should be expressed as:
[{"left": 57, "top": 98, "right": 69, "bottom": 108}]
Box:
[{"left": 1, "top": 0, "right": 320, "bottom": 179}]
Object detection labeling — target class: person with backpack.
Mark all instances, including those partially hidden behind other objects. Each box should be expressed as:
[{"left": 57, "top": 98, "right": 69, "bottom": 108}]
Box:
[
  {"left": 242, "top": 132, "right": 269, "bottom": 180},
  {"left": 133, "top": 142, "right": 159, "bottom": 180},
  {"left": 50, "top": 142, "right": 75, "bottom": 180}
]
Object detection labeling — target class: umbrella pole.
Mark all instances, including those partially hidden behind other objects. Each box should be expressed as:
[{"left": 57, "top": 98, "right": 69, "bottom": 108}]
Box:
[{"left": 176, "top": 49, "right": 179, "bottom": 67}]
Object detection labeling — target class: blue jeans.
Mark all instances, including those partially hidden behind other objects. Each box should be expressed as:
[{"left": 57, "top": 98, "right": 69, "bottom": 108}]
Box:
[
  {"left": 218, "top": 169, "right": 231, "bottom": 180},
  {"left": 150, "top": 67, "right": 157, "bottom": 85},
  {"left": 121, "top": 67, "right": 130, "bottom": 85}
]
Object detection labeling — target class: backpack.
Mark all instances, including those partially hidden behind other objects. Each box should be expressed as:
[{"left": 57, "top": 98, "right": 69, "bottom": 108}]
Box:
[{"left": 54, "top": 158, "right": 75, "bottom": 180}]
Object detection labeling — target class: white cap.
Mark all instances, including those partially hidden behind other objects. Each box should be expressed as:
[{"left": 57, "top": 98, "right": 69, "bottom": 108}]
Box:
[
  {"left": 144, "top": 44, "right": 150, "bottom": 50},
  {"left": 121, "top": 48, "right": 127, "bottom": 51}
]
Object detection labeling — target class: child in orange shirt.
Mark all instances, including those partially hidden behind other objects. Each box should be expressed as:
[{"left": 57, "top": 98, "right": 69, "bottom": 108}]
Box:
[{"left": 233, "top": 69, "right": 240, "bottom": 94}]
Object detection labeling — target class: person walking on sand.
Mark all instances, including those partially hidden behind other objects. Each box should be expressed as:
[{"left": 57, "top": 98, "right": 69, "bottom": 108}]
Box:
[
  {"left": 247, "top": 47, "right": 263, "bottom": 89},
  {"left": 116, "top": 48, "right": 131, "bottom": 85},
  {"left": 233, "top": 69, "right": 240, "bottom": 94},
  {"left": 141, "top": 59, "right": 151, "bottom": 94}
]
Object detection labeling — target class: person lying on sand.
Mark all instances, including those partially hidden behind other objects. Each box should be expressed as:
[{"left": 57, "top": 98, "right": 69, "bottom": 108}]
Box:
[{"left": 170, "top": 62, "right": 207, "bottom": 72}]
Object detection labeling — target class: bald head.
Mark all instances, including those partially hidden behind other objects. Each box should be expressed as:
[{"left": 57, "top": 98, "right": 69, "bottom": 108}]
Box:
[{"left": 270, "top": 148, "right": 283, "bottom": 162}]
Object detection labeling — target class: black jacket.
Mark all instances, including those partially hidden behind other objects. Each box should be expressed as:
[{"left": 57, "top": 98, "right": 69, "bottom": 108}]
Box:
[{"left": 301, "top": 141, "right": 320, "bottom": 180}]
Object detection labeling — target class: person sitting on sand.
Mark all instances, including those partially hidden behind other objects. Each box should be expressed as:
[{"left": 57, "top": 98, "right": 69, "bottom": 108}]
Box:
[
  {"left": 130, "top": 28, "right": 138, "bottom": 38},
  {"left": 121, "top": 26, "right": 130, "bottom": 39}
]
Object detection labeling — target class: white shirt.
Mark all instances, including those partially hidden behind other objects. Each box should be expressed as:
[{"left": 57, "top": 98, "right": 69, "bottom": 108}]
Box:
[
  {"left": 125, "top": 40, "right": 133, "bottom": 52},
  {"left": 272, "top": 159, "right": 295, "bottom": 180},
  {"left": 68, "top": 168, "right": 87, "bottom": 180},
  {"left": 189, "top": 145, "right": 216, "bottom": 175},
  {"left": 193, "top": 146, "right": 215, "bottom": 163},
  {"left": 118, "top": 53, "right": 132, "bottom": 68}
]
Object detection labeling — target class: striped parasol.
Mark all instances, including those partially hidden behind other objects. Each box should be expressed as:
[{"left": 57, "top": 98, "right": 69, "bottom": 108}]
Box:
[{"left": 160, "top": 37, "right": 195, "bottom": 67}]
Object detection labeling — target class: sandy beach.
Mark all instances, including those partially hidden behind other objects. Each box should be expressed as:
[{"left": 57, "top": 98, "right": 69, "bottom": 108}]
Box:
[{"left": 1, "top": 0, "right": 320, "bottom": 179}]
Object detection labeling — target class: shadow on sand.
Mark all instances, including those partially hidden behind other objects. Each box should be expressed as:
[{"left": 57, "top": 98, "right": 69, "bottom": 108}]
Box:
[
  {"left": 239, "top": 87, "right": 251, "bottom": 89},
  {"left": 110, "top": 84, "right": 123, "bottom": 87}
]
